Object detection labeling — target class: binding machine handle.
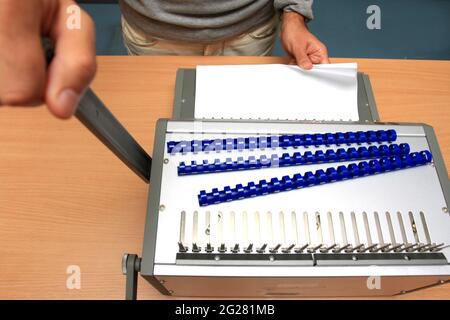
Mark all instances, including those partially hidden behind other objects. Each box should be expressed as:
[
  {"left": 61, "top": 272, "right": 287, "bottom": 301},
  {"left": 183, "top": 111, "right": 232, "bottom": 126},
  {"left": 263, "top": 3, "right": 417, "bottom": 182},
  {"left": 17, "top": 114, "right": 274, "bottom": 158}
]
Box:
[{"left": 42, "top": 38, "right": 152, "bottom": 183}]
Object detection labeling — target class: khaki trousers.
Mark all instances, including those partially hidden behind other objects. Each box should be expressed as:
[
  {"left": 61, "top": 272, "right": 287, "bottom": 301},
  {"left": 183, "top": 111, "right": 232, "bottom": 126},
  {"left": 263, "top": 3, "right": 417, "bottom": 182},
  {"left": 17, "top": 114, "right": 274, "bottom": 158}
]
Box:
[{"left": 121, "top": 16, "right": 278, "bottom": 56}]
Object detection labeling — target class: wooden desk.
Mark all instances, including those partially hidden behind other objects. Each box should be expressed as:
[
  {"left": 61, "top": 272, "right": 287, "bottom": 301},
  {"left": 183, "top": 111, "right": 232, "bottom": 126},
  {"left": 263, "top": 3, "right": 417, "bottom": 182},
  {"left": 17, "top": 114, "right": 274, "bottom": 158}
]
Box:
[{"left": 0, "top": 57, "right": 449, "bottom": 299}]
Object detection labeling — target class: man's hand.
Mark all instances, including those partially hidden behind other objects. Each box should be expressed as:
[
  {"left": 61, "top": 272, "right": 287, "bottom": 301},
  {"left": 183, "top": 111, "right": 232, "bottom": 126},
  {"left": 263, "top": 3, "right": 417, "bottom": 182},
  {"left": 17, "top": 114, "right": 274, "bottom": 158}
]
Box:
[
  {"left": 280, "top": 11, "right": 329, "bottom": 70},
  {"left": 0, "top": 0, "right": 96, "bottom": 119}
]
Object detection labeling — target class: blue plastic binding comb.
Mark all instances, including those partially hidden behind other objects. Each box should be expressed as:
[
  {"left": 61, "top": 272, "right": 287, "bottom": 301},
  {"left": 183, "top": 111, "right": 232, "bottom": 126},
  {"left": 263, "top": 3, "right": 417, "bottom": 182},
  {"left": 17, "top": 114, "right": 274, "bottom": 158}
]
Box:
[
  {"left": 178, "top": 143, "right": 410, "bottom": 176},
  {"left": 167, "top": 129, "right": 397, "bottom": 154},
  {"left": 197, "top": 150, "right": 433, "bottom": 207}
]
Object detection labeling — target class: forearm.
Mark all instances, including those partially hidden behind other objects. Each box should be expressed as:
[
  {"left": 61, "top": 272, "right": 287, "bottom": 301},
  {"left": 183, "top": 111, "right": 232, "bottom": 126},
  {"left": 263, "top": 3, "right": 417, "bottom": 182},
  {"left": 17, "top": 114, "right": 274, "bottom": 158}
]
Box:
[
  {"left": 282, "top": 11, "right": 308, "bottom": 31},
  {"left": 274, "top": 0, "right": 314, "bottom": 21}
]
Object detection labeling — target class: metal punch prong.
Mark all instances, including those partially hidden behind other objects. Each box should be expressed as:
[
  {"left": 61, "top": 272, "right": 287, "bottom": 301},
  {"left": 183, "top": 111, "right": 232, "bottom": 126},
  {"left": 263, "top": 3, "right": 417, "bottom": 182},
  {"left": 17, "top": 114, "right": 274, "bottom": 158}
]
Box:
[
  {"left": 351, "top": 212, "right": 364, "bottom": 252},
  {"left": 219, "top": 243, "right": 227, "bottom": 253},
  {"left": 178, "top": 210, "right": 188, "bottom": 252},
  {"left": 255, "top": 211, "right": 262, "bottom": 250},
  {"left": 403, "top": 243, "right": 417, "bottom": 252},
  {"left": 339, "top": 212, "right": 353, "bottom": 252},
  {"left": 428, "top": 243, "right": 445, "bottom": 252},
  {"left": 178, "top": 242, "right": 188, "bottom": 253},
  {"left": 397, "top": 211, "right": 412, "bottom": 252},
  {"left": 267, "top": 211, "right": 275, "bottom": 250},
  {"left": 316, "top": 212, "right": 324, "bottom": 247},
  {"left": 192, "top": 243, "right": 201, "bottom": 253},
  {"left": 244, "top": 243, "right": 253, "bottom": 253},
  {"left": 192, "top": 211, "right": 200, "bottom": 252},
  {"left": 242, "top": 211, "right": 249, "bottom": 249},
  {"left": 335, "top": 244, "right": 351, "bottom": 253},
  {"left": 419, "top": 211, "right": 432, "bottom": 245},
  {"left": 304, "top": 212, "right": 313, "bottom": 251},
  {"left": 363, "top": 244, "right": 378, "bottom": 252},
  {"left": 230, "top": 211, "right": 236, "bottom": 249},
  {"left": 308, "top": 244, "right": 323, "bottom": 253},
  {"left": 385, "top": 211, "right": 398, "bottom": 250},
  {"left": 282, "top": 244, "right": 295, "bottom": 253},
  {"left": 363, "top": 212, "right": 373, "bottom": 248},
  {"left": 374, "top": 212, "right": 389, "bottom": 252},
  {"left": 327, "top": 212, "right": 336, "bottom": 247},
  {"left": 409, "top": 211, "right": 420, "bottom": 244},
  {"left": 351, "top": 244, "right": 365, "bottom": 252},
  {"left": 205, "top": 243, "right": 213, "bottom": 253},
  {"left": 270, "top": 244, "right": 282, "bottom": 253},
  {"left": 414, "top": 243, "right": 429, "bottom": 252},
  {"left": 292, "top": 212, "right": 300, "bottom": 250},
  {"left": 279, "top": 211, "right": 288, "bottom": 252},
  {"left": 205, "top": 211, "right": 211, "bottom": 251},
  {"left": 379, "top": 243, "right": 392, "bottom": 252},
  {"left": 257, "top": 243, "right": 267, "bottom": 253},
  {"left": 294, "top": 244, "right": 309, "bottom": 253},
  {"left": 217, "top": 212, "right": 224, "bottom": 252},
  {"left": 321, "top": 244, "right": 337, "bottom": 253}
]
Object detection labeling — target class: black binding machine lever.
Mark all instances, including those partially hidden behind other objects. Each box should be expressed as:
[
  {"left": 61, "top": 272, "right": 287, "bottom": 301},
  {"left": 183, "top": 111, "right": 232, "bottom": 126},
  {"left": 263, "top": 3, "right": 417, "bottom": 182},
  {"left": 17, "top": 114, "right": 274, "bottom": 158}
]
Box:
[{"left": 42, "top": 38, "right": 152, "bottom": 183}]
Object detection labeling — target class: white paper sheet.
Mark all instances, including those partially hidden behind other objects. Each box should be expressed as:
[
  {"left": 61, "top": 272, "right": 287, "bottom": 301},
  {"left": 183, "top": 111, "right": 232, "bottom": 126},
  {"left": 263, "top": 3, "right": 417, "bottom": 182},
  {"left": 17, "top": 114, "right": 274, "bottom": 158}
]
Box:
[{"left": 194, "top": 63, "right": 359, "bottom": 121}]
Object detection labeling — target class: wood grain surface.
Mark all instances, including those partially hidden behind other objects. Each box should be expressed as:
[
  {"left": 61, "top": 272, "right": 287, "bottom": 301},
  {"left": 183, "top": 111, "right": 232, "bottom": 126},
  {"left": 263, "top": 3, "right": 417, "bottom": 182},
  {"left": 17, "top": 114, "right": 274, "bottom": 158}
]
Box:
[{"left": 0, "top": 56, "right": 449, "bottom": 299}]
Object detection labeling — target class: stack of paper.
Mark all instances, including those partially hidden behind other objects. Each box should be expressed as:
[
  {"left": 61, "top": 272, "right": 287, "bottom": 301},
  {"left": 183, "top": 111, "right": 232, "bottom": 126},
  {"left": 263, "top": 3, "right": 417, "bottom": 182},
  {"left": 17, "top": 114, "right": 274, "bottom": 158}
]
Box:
[{"left": 194, "top": 63, "right": 358, "bottom": 122}]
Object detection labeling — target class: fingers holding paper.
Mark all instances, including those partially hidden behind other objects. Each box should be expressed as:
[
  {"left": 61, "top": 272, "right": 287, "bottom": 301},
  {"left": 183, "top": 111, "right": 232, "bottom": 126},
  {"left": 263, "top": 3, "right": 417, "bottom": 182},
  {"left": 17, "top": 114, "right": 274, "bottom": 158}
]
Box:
[{"left": 280, "top": 11, "right": 330, "bottom": 70}]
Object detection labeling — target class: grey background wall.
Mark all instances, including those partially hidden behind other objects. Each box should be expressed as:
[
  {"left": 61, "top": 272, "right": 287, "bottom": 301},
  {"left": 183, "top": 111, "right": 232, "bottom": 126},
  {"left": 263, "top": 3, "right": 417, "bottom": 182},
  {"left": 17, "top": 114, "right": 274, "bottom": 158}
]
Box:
[{"left": 78, "top": 0, "right": 450, "bottom": 59}]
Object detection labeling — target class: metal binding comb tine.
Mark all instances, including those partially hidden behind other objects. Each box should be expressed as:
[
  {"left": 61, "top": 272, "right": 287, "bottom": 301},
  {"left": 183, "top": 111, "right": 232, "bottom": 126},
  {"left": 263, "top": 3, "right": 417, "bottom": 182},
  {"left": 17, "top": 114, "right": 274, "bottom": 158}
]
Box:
[
  {"left": 279, "top": 212, "right": 288, "bottom": 253},
  {"left": 303, "top": 212, "right": 314, "bottom": 252},
  {"left": 295, "top": 244, "right": 309, "bottom": 253},
  {"left": 310, "top": 244, "right": 323, "bottom": 253},
  {"left": 428, "top": 243, "right": 445, "bottom": 252},
  {"left": 270, "top": 244, "right": 282, "bottom": 254},
  {"left": 230, "top": 211, "right": 236, "bottom": 252},
  {"left": 178, "top": 211, "right": 188, "bottom": 252},
  {"left": 205, "top": 243, "right": 213, "bottom": 253},
  {"left": 283, "top": 244, "right": 295, "bottom": 253},
  {"left": 323, "top": 244, "right": 337, "bottom": 253},
  {"left": 291, "top": 212, "right": 302, "bottom": 253},
  {"left": 336, "top": 244, "right": 351, "bottom": 253},
  {"left": 385, "top": 211, "right": 402, "bottom": 252},
  {"left": 217, "top": 212, "right": 226, "bottom": 253},
  {"left": 374, "top": 211, "right": 391, "bottom": 252},
  {"left": 192, "top": 243, "right": 200, "bottom": 253},
  {"left": 403, "top": 243, "right": 417, "bottom": 252},
  {"left": 219, "top": 243, "right": 227, "bottom": 253},
  {"left": 192, "top": 211, "right": 201, "bottom": 252},
  {"left": 351, "top": 212, "right": 364, "bottom": 252},
  {"left": 339, "top": 212, "right": 353, "bottom": 253},
  {"left": 397, "top": 211, "right": 411, "bottom": 252},
  {"left": 178, "top": 242, "right": 188, "bottom": 253},
  {"left": 244, "top": 243, "right": 253, "bottom": 253},
  {"left": 315, "top": 212, "right": 325, "bottom": 252},
  {"left": 420, "top": 211, "right": 434, "bottom": 251},
  {"left": 205, "top": 211, "right": 213, "bottom": 253},
  {"left": 267, "top": 211, "right": 276, "bottom": 252},
  {"left": 362, "top": 212, "right": 377, "bottom": 252},
  {"left": 329, "top": 213, "right": 341, "bottom": 253},
  {"left": 242, "top": 211, "right": 249, "bottom": 253},
  {"left": 363, "top": 244, "right": 378, "bottom": 252},
  {"left": 415, "top": 243, "right": 430, "bottom": 252},
  {"left": 325, "top": 212, "right": 337, "bottom": 252},
  {"left": 408, "top": 212, "right": 425, "bottom": 252},
  {"left": 257, "top": 243, "right": 267, "bottom": 254}
]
